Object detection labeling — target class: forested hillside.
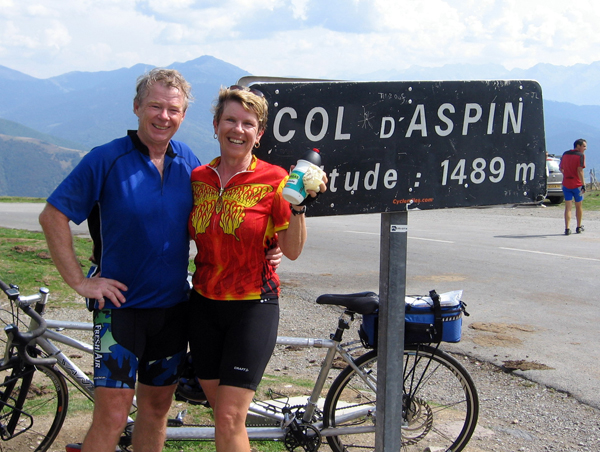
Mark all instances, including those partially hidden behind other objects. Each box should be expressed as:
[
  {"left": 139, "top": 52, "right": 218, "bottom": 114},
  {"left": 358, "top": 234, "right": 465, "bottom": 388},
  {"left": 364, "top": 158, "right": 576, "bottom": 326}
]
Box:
[{"left": 0, "top": 135, "right": 84, "bottom": 197}]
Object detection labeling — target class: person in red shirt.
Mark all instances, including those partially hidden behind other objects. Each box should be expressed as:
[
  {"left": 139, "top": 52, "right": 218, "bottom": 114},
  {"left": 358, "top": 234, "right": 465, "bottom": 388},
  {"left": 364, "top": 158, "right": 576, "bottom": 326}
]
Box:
[{"left": 560, "top": 138, "right": 587, "bottom": 235}]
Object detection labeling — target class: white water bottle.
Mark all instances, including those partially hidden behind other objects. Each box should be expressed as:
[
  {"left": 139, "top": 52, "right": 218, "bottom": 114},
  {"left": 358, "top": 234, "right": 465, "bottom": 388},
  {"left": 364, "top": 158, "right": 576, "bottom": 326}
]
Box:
[{"left": 282, "top": 148, "right": 322, "bottom": 205}]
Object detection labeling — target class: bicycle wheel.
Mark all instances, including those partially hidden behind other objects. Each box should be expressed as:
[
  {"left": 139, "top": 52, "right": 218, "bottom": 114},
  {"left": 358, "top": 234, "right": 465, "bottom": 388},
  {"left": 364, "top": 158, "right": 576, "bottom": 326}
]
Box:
[
  {"left": 0, "top": 305, "right": 27, "bottom": 349},
  {"left": 0, "top": 362, "right": 69, "bottom": 452},
  {"left": 323, "top": 350, "right": 378, "bottom": 451},
  {"left": 323, "top": 345, "right": 479, "bottom": 452}
]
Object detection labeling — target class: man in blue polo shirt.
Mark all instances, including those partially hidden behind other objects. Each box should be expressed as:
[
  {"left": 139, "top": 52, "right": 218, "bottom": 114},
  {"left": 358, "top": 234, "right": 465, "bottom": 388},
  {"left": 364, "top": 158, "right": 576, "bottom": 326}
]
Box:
[
  {"left": 40, "top": 68, "right": 198, "bottom": 452},
  {"left": 41, "top": 68, "right": 282, "bottom": 452}
]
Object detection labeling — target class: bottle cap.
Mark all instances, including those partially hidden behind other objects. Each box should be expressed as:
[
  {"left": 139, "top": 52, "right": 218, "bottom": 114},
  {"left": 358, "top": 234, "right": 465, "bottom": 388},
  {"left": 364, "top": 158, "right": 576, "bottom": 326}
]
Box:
[{"left": 301, "top": 148, "right": 321, "bottom": 166}]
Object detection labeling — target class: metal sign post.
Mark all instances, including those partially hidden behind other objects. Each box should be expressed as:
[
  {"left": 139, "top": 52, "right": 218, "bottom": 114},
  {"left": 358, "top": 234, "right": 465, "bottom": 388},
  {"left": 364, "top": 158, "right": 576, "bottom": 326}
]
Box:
[
  {"left": 245, "top": 78, "right": 546, "bottom": 450},
  {"left": 377, "top": 211, "right": 407, "bottom": 449}
]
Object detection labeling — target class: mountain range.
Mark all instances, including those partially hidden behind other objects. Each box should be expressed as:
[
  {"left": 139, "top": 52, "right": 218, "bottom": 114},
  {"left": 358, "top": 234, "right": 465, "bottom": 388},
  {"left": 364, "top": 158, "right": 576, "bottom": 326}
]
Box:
[{"left": 0, "top": 56, "right": 598, "bottom": 197}]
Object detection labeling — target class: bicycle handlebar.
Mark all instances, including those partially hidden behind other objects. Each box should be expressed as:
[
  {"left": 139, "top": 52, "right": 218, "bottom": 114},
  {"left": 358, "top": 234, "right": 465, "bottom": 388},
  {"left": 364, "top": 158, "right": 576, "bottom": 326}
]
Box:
[
  {"left": 0, "top": 277, "right": 57, "bottom": 366},
  {"left": 0, "top": 279, "right": 14, "bottom": 296}
]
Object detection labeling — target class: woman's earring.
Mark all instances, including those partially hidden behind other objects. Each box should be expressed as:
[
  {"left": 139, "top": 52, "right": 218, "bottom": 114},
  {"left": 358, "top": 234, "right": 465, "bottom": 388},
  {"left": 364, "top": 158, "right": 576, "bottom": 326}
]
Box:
[
  {"left": 254, "top": 142, "right": 261, "bottom": 149},
  {"left": 213, "top": 133, "right": 218, "bottom": 140}
]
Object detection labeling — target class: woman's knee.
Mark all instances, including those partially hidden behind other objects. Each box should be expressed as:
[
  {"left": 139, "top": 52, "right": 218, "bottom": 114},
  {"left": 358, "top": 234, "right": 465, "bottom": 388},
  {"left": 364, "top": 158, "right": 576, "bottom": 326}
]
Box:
[{"left": 214, "top": 405, "right": 247, "bottom": 430}]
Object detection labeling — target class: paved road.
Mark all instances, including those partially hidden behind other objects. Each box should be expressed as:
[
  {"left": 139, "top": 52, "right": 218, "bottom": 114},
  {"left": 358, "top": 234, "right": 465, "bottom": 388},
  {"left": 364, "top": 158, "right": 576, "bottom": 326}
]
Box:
[
  {"left": 0, "top": 203, "right": 89, "bottom": 235},
  {"left": 2, "top": 202, "right": 600, "bottom": 411},
  {"left": 280, "top": 204, "right": 600, "bottom": 410}
]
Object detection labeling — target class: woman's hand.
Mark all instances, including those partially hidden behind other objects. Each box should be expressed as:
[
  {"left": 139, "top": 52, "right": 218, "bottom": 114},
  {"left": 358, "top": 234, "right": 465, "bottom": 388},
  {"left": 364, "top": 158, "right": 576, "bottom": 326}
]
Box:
[
  {"left": 306, "top": 172, "right": 328, "bottom": 198},
  {"left": 266, "top": 244, "right": 283, "bottom": 269},
  {"left": 302, "top": 164, "right": 328, "bottom": 197}
]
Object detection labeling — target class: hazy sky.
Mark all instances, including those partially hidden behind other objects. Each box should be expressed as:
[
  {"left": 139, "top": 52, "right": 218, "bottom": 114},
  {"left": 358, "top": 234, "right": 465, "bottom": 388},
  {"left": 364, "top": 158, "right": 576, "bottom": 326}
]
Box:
[{"left": 1, "top": 0, "right": 599, "bottom": 79}]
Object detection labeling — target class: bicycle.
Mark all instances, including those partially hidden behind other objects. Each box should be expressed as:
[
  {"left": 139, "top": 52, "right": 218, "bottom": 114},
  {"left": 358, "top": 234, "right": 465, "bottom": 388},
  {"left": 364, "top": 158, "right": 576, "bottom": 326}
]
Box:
[{"left": 0, "top": 276, "right": 479, "bottom": 452}]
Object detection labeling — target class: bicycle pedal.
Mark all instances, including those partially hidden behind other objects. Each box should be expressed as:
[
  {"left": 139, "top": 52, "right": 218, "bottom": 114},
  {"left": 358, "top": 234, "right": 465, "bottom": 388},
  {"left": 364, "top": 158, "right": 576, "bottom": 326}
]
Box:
[
  {"left": 174, "top": 390, "right": 210, "bottom": 406},
  {"left": 167, "top": 417, "right": 184, "bottom": 427}
]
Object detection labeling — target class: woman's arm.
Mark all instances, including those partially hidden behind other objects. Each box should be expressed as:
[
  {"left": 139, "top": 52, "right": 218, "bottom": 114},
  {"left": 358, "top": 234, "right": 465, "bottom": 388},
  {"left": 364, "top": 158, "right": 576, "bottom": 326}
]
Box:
[
  {"left": 277, "top": 206, "right": 307, "bottom": 260},
  {"left": 278, "top": 169, "right": 328, "bottom": 260}
]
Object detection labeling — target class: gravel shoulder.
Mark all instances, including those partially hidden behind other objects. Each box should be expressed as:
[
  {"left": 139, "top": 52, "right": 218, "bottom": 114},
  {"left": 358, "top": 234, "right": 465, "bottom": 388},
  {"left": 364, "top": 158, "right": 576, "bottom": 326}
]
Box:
[
  {"left": 43, "top": 288, "right": 600, "bottom": 452},
  {"left": 273, "top": 285, "right": 600, "bottom": 452},
  {"left": 29, "top": 203, "right": 600, "bottom": 451}
]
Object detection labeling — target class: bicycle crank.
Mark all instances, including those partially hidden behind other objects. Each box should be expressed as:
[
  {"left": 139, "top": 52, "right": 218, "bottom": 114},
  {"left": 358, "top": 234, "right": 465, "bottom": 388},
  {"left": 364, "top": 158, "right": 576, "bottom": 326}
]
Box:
[{"left": 283, "top": 423, "right": 321, "bottom": 452}]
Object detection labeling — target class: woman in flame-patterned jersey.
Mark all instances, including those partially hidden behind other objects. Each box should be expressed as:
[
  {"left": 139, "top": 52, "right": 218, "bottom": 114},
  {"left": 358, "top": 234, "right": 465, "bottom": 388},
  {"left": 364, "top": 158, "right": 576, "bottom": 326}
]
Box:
[{"left": 187, "top": 85, "right": 327, "bottom": 452}]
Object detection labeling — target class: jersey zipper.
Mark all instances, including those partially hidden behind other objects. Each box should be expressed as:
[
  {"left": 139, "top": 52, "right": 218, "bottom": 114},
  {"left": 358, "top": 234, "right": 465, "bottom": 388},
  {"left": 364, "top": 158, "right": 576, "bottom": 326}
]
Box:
[{"left": 207, "top": 165, "right": 252, "bottom": 233}]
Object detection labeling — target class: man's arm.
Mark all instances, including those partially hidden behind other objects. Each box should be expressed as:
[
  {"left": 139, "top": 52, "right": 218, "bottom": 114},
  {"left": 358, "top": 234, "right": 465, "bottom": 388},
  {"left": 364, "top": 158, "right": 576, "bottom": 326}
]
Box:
[{"left": 39, "top": 203, "right": 127, "bottom": 308}]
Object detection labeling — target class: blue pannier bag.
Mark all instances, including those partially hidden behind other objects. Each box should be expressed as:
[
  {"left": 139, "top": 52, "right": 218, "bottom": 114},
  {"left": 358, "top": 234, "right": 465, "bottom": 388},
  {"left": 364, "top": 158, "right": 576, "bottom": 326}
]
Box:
[{"left": 359, "top": 290, "right": 468, "bottom": 348}]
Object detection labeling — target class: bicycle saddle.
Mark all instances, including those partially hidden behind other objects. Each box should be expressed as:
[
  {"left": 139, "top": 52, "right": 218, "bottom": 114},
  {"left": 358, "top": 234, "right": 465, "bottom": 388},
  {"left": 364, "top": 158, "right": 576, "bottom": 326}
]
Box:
[{"left": 316, "top": 292, "right": 379, "bottom": 315}]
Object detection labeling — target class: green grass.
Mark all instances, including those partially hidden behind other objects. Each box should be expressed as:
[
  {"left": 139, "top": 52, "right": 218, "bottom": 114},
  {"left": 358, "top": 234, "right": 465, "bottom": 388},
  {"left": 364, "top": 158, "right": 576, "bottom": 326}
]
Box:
[
  {"left": 65, "top": 387, "right": 95, "bottom": 413},
  {"left": 541, "top": 188, "right": 600, "bottom": 210},
  {"left": 260, "top": 372, "right": 316, "bottom": 391},
  {"left": 0, "top": 227, "right": 93, "bottom": 305},
  {"left": 163, "top": 440, "right": 285, "bottom": 451},
  {"left": 0, "top": 196, "right": 46, "bottom": 203},
  {"left": 582, "top": 189, "right": 600, "bottom": 209}
]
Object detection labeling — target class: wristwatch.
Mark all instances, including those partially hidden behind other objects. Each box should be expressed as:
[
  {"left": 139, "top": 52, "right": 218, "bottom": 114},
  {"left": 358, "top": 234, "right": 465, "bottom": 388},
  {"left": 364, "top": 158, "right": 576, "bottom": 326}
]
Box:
[{"left": 291, "top": 205, "right": 307, "bottom": 216}]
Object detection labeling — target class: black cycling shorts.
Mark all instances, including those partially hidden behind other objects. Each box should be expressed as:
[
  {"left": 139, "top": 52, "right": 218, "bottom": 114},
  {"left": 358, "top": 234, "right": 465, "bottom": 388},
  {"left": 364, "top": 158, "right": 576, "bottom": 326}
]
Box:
[
  {"left": 187, "top": 291, "right": 279, "bottom": 391},
  {"left": 93, "top": 303, "right": 188, "bottom": 389}
]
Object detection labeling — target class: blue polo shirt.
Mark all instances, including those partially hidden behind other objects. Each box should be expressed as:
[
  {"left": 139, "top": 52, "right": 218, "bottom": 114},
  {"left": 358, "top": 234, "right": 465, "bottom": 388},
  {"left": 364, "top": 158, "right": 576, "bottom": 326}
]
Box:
[{"left": 47, "top": 130, "right": 201, "bottom": 309}]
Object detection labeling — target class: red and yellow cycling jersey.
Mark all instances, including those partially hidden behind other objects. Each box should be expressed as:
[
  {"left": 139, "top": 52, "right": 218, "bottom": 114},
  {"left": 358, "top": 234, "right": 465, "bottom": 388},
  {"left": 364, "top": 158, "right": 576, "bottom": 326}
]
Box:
[{"left": 188, "top": 156, "right": 291, "bottom": 300}]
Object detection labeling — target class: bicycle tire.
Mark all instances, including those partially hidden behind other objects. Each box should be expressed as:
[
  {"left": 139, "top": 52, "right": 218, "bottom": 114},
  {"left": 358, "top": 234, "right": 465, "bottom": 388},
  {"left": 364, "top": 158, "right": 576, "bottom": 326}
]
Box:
[
  {"left": 323, "top": 345, "right": 479, "bottom": 452},
  {"left": 0, "top": 307, "right": 27, "bottom": 349},
  {"left": 0, "top": 362, "right": 69, "bottom": 452}
]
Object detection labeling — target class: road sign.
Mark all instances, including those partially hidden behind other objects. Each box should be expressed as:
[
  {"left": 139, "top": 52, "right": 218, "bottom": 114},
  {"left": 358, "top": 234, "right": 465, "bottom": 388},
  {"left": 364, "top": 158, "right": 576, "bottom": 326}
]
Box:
[{"left": 252, "top": 80, "right": 546, "bottom": 216}]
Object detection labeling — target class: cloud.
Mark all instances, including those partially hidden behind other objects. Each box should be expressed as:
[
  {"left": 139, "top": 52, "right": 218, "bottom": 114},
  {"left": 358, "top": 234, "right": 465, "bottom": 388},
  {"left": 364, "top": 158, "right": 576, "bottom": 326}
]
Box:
[
  {"left": 1, "top": 0, "right": 600, "bottom": 79},
  {"left": 44, "top": 21, "right": 72, "bottom": 50},
  {"left": 25, "top": 4, "right": 57, "bottom": 17}
]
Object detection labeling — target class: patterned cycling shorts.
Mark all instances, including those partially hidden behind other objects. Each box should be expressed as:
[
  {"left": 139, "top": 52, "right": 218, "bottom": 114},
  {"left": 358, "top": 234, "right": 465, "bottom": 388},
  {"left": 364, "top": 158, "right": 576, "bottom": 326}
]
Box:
[{"left": 93, "top": 303, "right": 188, "bottom": 389}]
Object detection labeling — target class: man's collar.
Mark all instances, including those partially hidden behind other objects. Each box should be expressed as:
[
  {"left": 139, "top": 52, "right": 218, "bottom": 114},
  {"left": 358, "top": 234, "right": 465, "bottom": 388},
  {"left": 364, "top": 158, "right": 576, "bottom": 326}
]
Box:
[{"left": 127, "top": 130, "right": 176, "bottom": 157}]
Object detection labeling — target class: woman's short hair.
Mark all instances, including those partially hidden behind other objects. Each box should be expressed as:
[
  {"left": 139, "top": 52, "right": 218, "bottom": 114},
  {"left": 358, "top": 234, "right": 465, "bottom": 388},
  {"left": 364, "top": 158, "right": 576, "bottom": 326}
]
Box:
[
  {"left": 212, "top": 86, "right": 269, "bottom": 132},
  {"left": 135, "top": 68, "right": 193, "bottom": 112}
]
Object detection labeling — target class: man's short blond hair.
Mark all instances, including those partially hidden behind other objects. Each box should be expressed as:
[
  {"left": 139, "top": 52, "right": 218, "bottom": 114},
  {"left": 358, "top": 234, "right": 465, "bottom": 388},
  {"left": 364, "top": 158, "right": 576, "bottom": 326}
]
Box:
[{"left": 135, "top": 68, "right": 193, "bottom": 112}]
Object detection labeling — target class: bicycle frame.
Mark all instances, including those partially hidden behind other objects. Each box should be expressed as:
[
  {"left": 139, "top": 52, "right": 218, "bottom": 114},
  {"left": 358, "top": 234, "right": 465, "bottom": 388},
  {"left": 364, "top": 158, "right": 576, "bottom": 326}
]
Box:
[
  {"left": 17, "top": 301, "right": 377, "bottom": 442},
  {"left": 40, "top": 320, "right": 95, "bottom": 399},
  {"left": 166, "top": 334, "right": 376, "bottom": 441},
  {"left": 2, "top": 283, "right": 478, "bottom": 452}
]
